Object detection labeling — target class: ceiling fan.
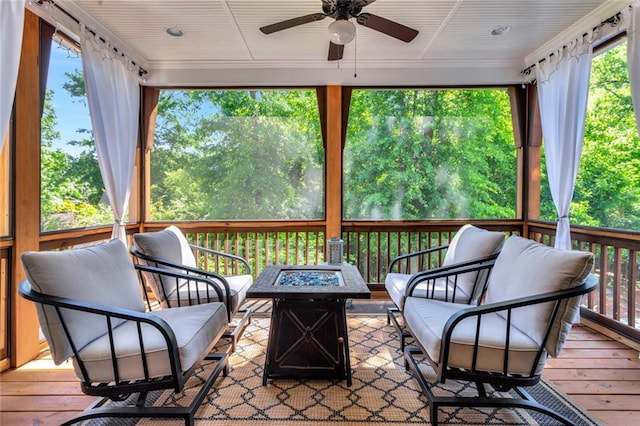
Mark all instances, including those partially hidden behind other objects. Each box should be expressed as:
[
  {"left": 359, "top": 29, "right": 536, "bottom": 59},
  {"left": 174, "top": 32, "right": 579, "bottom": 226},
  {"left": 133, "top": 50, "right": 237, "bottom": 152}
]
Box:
[{"left": 259, "top": 0, "right": 419, "bottom": 61}]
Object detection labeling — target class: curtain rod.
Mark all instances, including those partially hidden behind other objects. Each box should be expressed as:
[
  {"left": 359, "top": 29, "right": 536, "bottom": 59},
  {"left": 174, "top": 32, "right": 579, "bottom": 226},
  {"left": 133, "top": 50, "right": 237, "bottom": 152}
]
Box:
[
  {"left": 35, "top": 0, "right": 148, "bottom": 77},
  {"left": 520, "top": 10, "right": 626, "bottom": 79}
]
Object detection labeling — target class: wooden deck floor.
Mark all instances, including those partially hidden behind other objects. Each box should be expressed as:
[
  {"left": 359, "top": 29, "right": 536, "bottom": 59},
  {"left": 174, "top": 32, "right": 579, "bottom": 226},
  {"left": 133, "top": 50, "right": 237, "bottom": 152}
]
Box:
[{"left": 1, "top": 311, "right": 639, "bottom": 425}]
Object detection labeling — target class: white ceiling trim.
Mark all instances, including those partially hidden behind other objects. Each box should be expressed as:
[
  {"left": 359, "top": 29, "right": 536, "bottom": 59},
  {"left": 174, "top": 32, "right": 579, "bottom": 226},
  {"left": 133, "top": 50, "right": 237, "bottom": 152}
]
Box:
[
  {"left": 145, "top": 57, "right": 521, "bottom": 70},
  {"left": 146, "top": 65, "right": 524, "bottom": 87}
]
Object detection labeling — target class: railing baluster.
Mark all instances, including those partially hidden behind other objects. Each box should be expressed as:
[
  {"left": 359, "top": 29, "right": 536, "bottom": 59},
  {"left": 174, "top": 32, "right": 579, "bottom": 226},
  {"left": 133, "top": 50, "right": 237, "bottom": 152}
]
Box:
[
  {"left": 600, "top": 244, "right": 609, "bottom": 317},
  {"left": 629, "top": 250, "right": 637, "bottom": 328},
  {"left": 376, "top": 231, "right": 381, "bottom": 283},
  {"left": 588, "top": 241, "right": 597, "bottom": 310},
  {"left": 613, "top": 247, "right": 622, "bottom": 321}
]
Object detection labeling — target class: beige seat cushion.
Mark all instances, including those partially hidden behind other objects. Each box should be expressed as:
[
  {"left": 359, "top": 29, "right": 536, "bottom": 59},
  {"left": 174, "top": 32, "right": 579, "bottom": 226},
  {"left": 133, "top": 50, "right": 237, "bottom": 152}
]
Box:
[
  {"left": 385, "top": 273, "right": 471, "bottom": 311},
  {"left": 167, "top": 274, "right": 253, "bottom": 313},
  {"left": 74, "top": 301, "right": 227, "bottom": 383},
  {"left": 404, "top": 297, "right": 546, "bottom": 375},
  {"left": 21, "top": 240, "right": 145, "bottom": 365}
]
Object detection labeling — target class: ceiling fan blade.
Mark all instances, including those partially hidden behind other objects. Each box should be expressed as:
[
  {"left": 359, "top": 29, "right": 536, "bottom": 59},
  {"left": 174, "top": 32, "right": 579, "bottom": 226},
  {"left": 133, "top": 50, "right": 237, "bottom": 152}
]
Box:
[
  {"left": 328, "top": 42, "right": 344, "bottom": 61},
  {"left": 260, "top": 13, "right": 326, "bottom": 34},
  {"left": 352, "top": 0, "right": 377, "bottom": 7},
  {"left": 356, "top": 13, "right": 419, "bottom": 42}
]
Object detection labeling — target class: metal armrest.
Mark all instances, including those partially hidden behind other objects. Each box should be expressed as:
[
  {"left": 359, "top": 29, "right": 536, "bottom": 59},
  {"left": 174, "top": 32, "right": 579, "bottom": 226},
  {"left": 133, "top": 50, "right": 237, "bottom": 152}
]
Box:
[
  {"left": 189, "top": 244, "right": 252, "bottom": 274},
  {"left": 388, "top": 244, "right": 449, "bottom": 273},
  {"left": 405, "top": 254, "right": 498, "bottom": 302},
  {"left": 134, "top": 263, "right": 232, "bottom": 323},
  {"left": 439, "top": 274, "right": 598, "bottom": 376},
  {"left": 131, "top": 247, "right": 232, "bottom": 313}
]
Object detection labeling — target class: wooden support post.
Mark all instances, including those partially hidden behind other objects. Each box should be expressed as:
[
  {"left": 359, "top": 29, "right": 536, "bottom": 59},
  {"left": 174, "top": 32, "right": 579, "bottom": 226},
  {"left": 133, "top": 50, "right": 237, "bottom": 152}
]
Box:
[
  {"left": 12, "top": 10, "right": 42, "bottom": 367},
  {"left": 139, "top": 87, "right": 160, "bottom": 226},
  {"left": 526, "top": 84, "right": 542, "bottom": 227},
  {"left": 509, "top": 84, "right": 542, "bottom": 238},
  {"left": 325, "top": 86, "right": 343, "bottom": 248}
]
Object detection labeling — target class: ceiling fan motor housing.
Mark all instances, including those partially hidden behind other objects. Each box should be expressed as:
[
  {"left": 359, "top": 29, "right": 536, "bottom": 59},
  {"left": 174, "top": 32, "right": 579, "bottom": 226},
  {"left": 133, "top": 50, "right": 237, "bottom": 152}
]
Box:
[{"left": 323, "top": 0, "right": 363, "bottom": 19}]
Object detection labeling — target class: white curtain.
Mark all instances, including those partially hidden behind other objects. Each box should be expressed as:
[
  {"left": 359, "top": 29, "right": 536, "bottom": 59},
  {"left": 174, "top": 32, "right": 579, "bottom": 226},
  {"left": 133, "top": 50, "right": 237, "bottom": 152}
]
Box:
[
  {"left": 536, "top": 38, "right": 592, "bottom": 250},
  {"left": 0, "top": 0, "right": 25, "bottom": 151},
  {"left": 628, "top": 2, "right": 640, "bottom": 137},
  {"left": 80, "top": 26, "right": 140, "bottom": 243}
]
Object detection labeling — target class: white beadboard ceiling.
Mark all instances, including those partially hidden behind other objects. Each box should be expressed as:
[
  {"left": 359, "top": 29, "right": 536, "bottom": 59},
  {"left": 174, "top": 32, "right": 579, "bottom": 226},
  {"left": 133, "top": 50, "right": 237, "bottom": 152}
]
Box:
[{"left": 30, "top": 0, "right": 630, "bottom": 86}]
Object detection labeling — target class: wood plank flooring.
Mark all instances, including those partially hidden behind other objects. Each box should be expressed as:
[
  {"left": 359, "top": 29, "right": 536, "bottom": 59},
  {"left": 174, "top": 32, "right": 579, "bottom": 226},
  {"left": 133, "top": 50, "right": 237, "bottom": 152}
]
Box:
[
  {"left": 1, "top": 308, "right": 639, "bottom": 425},
  {"left": 543, "top": 320, "right": 640, "bottom": 426}
]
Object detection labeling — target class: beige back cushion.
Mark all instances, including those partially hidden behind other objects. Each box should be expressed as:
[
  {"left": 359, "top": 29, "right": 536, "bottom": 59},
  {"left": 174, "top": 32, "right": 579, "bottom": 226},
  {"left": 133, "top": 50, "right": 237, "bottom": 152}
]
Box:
[
  {"left": 440, "top": 224, "right": 505, "bottom": 301},
  {"left": 485, "top": 236, "right": 594, "bottom": 357},
  {"left": 133, "top": 225, "right": 197, "bottom": 267},
  {"left": 133, "top": 226, "right": 197, "bottom": 303},
  {"left": 21, "top": 240, "right": 145, "bottom": 365}
]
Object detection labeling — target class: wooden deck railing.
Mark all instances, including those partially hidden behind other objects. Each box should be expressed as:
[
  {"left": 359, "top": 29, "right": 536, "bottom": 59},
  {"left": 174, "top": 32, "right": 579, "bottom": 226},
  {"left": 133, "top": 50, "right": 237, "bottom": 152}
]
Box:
[
  {"left": 186, "top": 228, "right": 327, "bottom": 278},
  {"left": 121, "top": 221, "right": 525, "bottom": 284},
  {"left": 342, "top": 221, "right": 523, "bottom": 285},
  {"left": 32, "top": 219, "right": 639, "bottom": 341},
  {"left": 528, "top": 221, "right": 640, "bottom": 338}
]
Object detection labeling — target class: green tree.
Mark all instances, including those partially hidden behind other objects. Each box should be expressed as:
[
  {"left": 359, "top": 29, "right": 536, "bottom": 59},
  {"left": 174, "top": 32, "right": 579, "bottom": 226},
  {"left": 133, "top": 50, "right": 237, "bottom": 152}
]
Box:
[
  {"left": 151, "top": 90, "right": 324, "bottom": 220},
  {"left": 40, "top": 64, "right": 110, "bottom": 231},
  {"left": 344, "top": 89, "right": 516, "bottom": 220}
]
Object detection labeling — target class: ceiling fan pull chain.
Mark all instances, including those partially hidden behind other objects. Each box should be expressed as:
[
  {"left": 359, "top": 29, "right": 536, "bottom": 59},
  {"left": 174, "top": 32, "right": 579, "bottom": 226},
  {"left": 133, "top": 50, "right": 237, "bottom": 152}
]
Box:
[{"left": 354, "top": 31, "right": 358, "bottom": 78}]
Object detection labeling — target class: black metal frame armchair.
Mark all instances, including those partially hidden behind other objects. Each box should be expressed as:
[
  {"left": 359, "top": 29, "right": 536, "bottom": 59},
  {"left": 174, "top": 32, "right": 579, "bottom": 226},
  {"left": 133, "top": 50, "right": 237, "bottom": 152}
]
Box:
[
  {"left": 389, "top": 253, "right": 500, "bottom": 350},
  {"left": 385, "top": 224, "right": 505, "bottom": 350},
  {"left": 19, "top": 240, "right": 229, "bottom": 426},
  {"left": 131, "top": 225, "right": 253, "bottom": 351},
  {"left": 402, "top": 236, "right": 598, "bottom": 425}
]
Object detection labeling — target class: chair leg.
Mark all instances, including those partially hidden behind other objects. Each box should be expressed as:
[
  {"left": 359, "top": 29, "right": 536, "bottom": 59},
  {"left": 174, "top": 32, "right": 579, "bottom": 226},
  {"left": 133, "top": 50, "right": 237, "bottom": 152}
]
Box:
[
  {"left": 386, "top": 307, "right": 412, "bottom": 351},
  {"left": 224, "top": 307, "right": 252, "bottom": 352},
  {"left": 60, "top": 352, "right": 228, "bottom": 426},
  {"left": 403, "top": 346, "right": 576, "bottom": 426}
]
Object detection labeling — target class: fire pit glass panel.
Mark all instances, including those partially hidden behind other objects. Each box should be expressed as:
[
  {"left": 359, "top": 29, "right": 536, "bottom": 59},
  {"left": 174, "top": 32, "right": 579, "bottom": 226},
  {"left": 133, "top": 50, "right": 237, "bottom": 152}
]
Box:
[{"left": 275, "top": 270, "right": 344, "bottom": 287}]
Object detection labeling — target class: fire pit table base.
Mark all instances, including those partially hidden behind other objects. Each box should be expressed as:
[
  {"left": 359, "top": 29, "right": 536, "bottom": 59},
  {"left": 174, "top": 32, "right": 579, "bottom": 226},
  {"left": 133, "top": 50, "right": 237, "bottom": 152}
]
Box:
[
  {"left": 246, "top": 264, "right": 370, "bottom": 387},
  {"left": 264, "top": 299, "right": 351, "bottom": 385}
]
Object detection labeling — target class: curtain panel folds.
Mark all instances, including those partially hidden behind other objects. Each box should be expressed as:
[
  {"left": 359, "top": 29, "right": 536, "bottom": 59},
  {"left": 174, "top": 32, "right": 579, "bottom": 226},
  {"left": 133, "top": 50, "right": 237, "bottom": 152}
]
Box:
[
  {"left": 536, "top": 38, "right": 592, "bottom": 250},
  {"left": 0, "top": 0, "right": 26, "bottom": 151},
  {"left": 628, "top": 1, "right": 640, "bottom": 139},
  {"left": 80, "top": 26, "right": 140, "bottom": 243}
]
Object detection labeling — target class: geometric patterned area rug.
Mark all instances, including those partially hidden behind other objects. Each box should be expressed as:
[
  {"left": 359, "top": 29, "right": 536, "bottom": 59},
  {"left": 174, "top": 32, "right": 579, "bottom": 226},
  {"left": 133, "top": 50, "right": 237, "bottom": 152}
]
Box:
[{"left": 132, "top": 316, "right": 600, "bottom": 426}]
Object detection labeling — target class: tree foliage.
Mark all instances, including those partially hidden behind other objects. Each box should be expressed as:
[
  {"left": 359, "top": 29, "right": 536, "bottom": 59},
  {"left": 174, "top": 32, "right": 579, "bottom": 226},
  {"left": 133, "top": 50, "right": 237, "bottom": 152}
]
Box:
[
  {"left": 344, "top": 89, "right": 516, "bottom": 219},
  {"left": 541, "top": 42, "right": 640, "bottom": 230},
  {"left": 41, "top": 41, "right": 640, "bottom": 230},
  {"left": 150, "top": 90, "right": 324, "bottom": 220},
  {"left": 40, "top": 69, "right": 110, "bottom": 231}
]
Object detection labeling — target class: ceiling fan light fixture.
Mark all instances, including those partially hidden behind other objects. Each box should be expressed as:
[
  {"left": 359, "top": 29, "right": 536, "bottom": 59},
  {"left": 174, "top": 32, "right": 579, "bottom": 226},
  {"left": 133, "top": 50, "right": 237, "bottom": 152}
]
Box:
[{"left": 328, "top": 19, "right": 356, "bottom": 45}]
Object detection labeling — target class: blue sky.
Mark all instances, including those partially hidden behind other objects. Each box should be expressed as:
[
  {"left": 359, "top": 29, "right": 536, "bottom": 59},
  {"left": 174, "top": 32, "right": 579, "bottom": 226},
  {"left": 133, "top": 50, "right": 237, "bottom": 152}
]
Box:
[{"left": 47, "top": 41, "right": 92, "bottom": 155}]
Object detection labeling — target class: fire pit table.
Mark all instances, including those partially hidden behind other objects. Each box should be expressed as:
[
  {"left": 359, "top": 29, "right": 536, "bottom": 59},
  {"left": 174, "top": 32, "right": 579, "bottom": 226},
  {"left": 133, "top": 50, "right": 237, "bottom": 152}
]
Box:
[{"left": 247, "top": 264, "right": 370, "bottom": 386}]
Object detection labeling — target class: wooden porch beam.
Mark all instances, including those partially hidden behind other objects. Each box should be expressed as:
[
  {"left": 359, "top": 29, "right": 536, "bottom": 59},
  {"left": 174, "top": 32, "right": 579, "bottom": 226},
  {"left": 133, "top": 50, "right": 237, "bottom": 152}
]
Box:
[
  {"left": 509, "top": 84, "right": 542, "bottom": 236},
  {"left": 12, "top": 10, "right": 41, "bottom": 367},
  {"left": 526, "top": 84, "right": 542, "bottom": 226},
  {"left": 325, "top": 85, "right": 343, "bottom": 244},
  {"left": 139, "top": 87, "right": 160, "bottom": 225}
]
